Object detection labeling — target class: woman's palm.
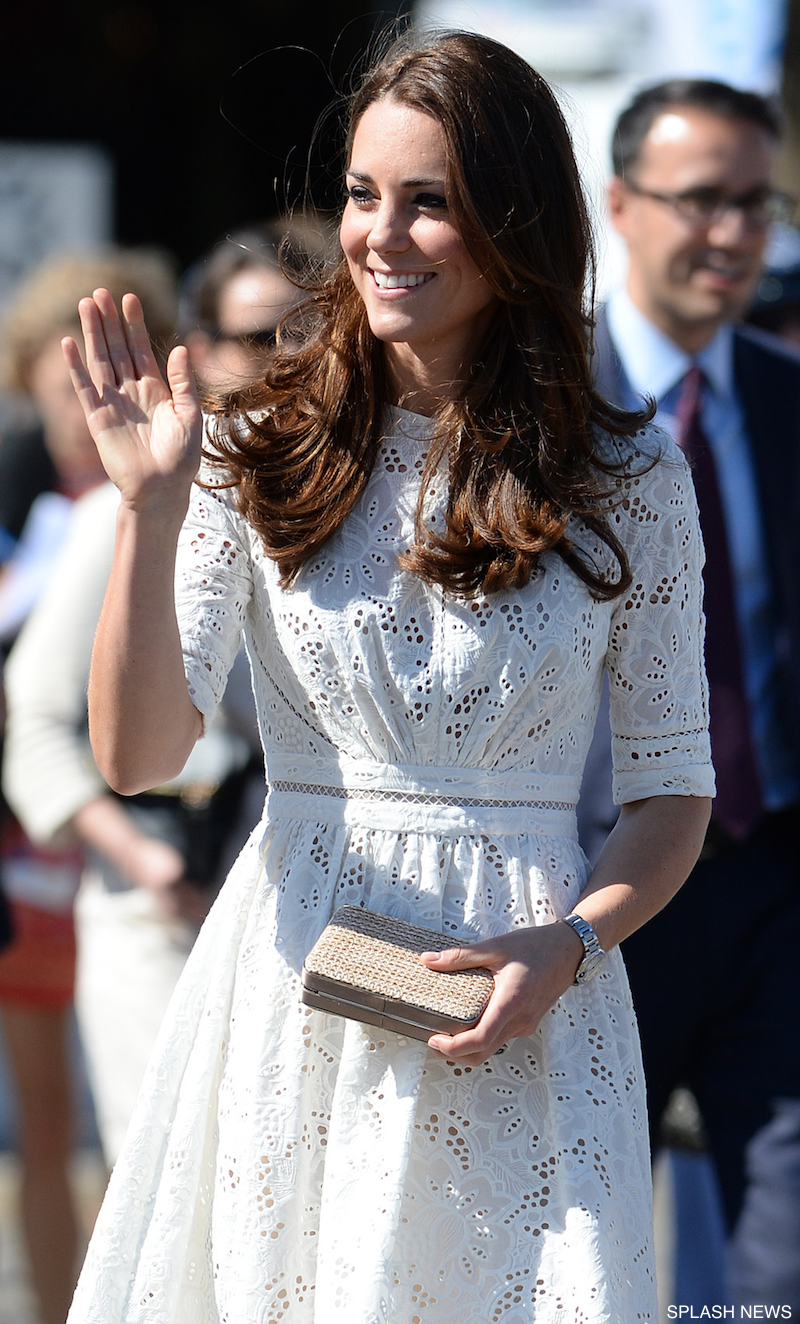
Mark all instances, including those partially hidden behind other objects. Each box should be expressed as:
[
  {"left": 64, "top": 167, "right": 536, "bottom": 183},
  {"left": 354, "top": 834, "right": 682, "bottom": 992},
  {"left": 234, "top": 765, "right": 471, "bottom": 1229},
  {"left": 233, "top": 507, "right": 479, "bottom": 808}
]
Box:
[{"left": 62, "top": 288, "right": 202, "bottom": 503}]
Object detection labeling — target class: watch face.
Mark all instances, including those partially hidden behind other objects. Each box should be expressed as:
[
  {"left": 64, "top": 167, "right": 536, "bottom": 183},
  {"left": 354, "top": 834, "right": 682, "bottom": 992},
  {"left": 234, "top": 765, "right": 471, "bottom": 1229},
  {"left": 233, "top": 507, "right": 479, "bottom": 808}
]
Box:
[
  {"left": 564, "top": 915, "right": 606, "bottom": 984},
  {"left": 575, "top": 950, "right": 606, "bottom": 983}
]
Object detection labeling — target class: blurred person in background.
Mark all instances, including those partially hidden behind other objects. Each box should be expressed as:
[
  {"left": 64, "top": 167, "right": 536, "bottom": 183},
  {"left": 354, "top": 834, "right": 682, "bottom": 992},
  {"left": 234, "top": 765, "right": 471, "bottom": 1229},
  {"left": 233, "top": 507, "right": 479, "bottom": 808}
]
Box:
[
  {"left": 3, "top": 480, "right": 256, "bottom": 1168},
  {"left": 0, "top": 248, "right": 177, "bottom": 1324},
  {"left": 0, "top": 251, "right": 177, "bottom": 618},
  {"left": 579, "top": 79, "right": 800, "bottom": 1316},
  {"left": 2, "top": 221, "right": 317, "bottom": 1187},
  {"left": 180, "top": 218, "right": 326, "bottom": 393}
]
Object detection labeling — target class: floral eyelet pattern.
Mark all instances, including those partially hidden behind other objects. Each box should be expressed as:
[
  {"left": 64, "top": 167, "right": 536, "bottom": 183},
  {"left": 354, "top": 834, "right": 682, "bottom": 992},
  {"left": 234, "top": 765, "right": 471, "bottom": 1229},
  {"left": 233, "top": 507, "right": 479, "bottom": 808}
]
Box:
[{"left": 68, "top": 410, "right": 712, "bottom": 1323}]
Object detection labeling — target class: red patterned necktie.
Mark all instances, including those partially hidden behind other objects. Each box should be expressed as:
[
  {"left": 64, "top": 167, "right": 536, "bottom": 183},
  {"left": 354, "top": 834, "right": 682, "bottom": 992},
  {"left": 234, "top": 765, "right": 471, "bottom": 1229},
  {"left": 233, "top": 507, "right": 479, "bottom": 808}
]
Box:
[{"left": 677, "top": 365, "right": 763, "bottom": 839}]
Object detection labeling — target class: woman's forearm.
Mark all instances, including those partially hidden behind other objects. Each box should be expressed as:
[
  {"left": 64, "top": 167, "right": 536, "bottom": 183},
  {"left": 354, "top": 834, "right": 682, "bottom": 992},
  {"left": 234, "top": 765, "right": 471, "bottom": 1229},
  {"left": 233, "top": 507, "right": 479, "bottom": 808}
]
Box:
[
  {"left": 572, "top": 793, "right": 712, "bottom": 955},
  {"left": 89, "top": 500, "right": 203, "bottom": 795}
]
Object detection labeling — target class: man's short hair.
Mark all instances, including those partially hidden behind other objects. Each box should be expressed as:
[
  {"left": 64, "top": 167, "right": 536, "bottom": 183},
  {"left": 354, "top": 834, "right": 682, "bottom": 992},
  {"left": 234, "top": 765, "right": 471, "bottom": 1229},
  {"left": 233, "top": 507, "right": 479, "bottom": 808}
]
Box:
[{"left": 611, "top": 79, "right": 781, "bottom": 179}]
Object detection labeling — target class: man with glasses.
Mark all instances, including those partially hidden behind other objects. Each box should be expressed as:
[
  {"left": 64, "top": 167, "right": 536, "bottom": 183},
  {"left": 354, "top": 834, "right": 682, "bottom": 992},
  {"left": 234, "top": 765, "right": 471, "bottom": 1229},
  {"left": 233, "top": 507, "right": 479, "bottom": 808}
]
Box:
[{"left": 580, "top": 79, "right": 800, "bottom": 1316}]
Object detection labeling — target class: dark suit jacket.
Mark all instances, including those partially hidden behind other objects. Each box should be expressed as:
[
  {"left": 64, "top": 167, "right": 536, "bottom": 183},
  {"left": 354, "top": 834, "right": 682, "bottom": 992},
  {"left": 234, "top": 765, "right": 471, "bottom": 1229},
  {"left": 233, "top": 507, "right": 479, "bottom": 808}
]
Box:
[{"left": 579, "top": 308, "right": 800, "bottom": 857}]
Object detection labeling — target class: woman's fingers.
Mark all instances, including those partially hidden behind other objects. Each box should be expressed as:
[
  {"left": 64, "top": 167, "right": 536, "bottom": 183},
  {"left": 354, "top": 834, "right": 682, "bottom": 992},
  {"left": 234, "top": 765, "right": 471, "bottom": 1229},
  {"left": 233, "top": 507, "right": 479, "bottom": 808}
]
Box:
[
  {"left": 76, "top": 295, "right": 117, "bottom": 393},
  {"left": 422, "top": 940, "right": 518, "bottom": 1062},
  {"left": 427, "top": 959, "right": 535, "bottom": 1062},
  {"left": 75, "top": 288, "right": 152, "bottom": 395},
  {"left": 60, "top": 290, "right": 199, "bottom": 502},
  {"left": 122, "top": 292, "right": 162, "bottom": 381},
  {"left": 92, "top": 287, "right": 136, "bottom": 384},
  {"left": 61, "top": 334, "right": 102, "bottom": 414},
  {"left": 428, "top": 997, "right": 513, "bottom": 1063},
  {"left": 66, "top": 290, "right": 174, "bottom": 426}
]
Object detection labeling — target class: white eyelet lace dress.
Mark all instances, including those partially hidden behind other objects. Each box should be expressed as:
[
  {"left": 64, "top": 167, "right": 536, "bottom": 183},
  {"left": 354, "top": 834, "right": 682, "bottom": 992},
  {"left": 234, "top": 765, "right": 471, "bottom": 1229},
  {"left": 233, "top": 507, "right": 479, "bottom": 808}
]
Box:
[{"left": 67, "top": 408, "right": 714, "bottom": 1324}]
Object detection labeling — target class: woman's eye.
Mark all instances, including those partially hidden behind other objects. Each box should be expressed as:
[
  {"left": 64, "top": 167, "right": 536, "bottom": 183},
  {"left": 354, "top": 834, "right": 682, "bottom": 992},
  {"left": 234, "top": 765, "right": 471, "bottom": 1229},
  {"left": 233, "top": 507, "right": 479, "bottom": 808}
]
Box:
[
  {"left": 345, "top": 185, "right": 374, "bottom": 205},
  {"left": 415, "top": 192, "right": 448, "bottom": 210}
]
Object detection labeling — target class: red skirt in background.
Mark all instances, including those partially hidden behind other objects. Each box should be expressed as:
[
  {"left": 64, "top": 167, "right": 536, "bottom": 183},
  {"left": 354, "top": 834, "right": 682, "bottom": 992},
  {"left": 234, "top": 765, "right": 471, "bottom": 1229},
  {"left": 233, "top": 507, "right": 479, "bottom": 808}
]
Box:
[{"left": 0, "top": 816, "right": 81, "bottom": 1008}]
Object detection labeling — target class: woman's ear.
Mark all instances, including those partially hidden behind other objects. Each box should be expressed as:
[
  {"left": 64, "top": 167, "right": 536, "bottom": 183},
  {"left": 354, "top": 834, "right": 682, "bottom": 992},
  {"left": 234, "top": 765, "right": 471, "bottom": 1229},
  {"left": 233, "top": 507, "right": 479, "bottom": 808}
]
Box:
[{"left": 607, "top": 175, "right": 633, "bottom": 237}]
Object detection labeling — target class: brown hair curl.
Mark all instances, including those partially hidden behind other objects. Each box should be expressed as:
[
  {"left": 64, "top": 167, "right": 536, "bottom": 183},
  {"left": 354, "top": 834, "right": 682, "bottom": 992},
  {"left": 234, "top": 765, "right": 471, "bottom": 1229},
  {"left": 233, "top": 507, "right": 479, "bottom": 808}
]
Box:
[{"left": 206, "top": 29, "right": 653, "bottom": 599}]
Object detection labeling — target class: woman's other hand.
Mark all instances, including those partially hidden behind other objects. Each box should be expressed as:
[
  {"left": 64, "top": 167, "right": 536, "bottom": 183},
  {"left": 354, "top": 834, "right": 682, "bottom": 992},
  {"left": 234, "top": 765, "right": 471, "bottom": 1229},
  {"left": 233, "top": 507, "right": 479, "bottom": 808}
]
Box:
[
  {"left": 421, "top": 795, "right": 711, "bottom": 1068},
  {"left": 62, "top": 289, "right": 201, "bottom": 512},
  {"left": 421, "top": 920, "right": 583, "bottom": 1066}
]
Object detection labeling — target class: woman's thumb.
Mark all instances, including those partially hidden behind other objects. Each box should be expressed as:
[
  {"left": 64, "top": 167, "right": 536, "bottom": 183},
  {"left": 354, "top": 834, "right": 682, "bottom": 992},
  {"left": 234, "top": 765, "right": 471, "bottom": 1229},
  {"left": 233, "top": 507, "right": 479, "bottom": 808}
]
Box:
[
  {"left": 166, "top": 345, "right": 200, "bottom": 414},
  {"left": 420, "top": 944, "right": 487, "bottom": 971}
]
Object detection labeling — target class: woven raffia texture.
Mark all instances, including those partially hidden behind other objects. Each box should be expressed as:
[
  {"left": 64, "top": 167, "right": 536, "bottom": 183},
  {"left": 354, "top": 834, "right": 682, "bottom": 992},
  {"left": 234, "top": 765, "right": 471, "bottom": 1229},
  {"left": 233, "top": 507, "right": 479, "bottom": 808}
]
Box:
[{"left": 304, "top": 906, "right": 493, "bottom": 1019}]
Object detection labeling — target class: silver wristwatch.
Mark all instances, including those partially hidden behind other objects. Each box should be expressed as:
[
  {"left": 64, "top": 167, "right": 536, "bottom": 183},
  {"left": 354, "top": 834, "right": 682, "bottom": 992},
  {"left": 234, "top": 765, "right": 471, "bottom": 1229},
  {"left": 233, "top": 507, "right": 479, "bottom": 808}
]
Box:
[{"left": 562, "top": 913, "right": 606, "bottom": 984}]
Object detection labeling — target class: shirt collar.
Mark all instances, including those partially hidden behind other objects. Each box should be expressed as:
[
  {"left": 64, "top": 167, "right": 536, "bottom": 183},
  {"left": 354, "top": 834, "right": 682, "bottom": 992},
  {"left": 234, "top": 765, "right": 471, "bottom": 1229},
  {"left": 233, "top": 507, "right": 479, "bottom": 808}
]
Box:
[
  {"left": 696, "top": 323, "right": 735, "bottom": 403},
  {"left": 606, "top": 286, "right": 735, "bottom": 405}
]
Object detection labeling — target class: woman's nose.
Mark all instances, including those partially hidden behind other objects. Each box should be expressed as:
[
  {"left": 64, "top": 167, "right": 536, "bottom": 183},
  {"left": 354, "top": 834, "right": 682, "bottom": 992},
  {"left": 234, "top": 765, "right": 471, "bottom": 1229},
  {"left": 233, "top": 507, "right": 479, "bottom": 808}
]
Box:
[{"left": 367, "top": 200, "right": 412, "bottom": 254}]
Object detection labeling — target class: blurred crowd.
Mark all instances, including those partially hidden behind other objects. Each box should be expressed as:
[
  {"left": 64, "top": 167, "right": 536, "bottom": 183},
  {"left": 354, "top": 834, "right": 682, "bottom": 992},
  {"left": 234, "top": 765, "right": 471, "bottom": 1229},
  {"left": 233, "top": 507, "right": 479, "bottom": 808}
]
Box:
[
  {"left": 0, "top": 65, "right": 800, "bottom": 1324},
  {"left": 0, "top": 216, "right": 329, "bottom": 1323}
]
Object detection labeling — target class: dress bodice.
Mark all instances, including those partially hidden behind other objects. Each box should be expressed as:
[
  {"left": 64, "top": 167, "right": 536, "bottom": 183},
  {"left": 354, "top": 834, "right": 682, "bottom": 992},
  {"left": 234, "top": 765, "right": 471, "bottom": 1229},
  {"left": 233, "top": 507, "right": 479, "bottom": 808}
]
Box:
[{"left": 176, "top": 408, "right": 713, "bottom": 812}]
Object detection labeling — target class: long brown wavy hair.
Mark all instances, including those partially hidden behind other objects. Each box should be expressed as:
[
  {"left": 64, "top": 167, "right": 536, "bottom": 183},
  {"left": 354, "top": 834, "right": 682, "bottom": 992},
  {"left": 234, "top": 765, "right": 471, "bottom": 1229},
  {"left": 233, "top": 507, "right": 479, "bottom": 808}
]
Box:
[{"left": 206, "top": 29, "right": 653, "bottom": 598}]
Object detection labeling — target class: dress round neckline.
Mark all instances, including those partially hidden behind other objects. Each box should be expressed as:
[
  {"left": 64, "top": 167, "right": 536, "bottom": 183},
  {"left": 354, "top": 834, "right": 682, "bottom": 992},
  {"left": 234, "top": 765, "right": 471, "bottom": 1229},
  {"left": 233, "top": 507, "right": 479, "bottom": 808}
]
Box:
[{"left": 386, "top": 404, "right": 435, "bottom": 441}]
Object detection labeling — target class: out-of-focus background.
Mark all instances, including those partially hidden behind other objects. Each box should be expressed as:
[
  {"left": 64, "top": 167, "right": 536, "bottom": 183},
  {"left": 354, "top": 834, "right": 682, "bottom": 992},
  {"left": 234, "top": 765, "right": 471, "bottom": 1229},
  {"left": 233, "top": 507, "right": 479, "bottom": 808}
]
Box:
[
  {"left": 2, "top": 0, "right": 798, "bottom": 332},
  {"left": 0, "top": 1, "right": 797, "bottom": 1320}
]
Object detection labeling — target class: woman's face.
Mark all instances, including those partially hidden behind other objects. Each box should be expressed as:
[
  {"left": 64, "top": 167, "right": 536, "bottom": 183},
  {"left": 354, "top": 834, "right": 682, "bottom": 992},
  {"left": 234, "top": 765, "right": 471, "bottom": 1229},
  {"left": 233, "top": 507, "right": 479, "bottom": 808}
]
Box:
[{"left": 340, "top": 97, "right": 496, "bottom": 405}]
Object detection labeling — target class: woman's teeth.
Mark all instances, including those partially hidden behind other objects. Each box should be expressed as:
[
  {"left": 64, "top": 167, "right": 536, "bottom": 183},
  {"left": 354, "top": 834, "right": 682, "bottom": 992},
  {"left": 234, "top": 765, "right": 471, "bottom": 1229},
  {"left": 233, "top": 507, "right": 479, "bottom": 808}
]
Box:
[{"left": 372, "top": 271, "right": 434, "bottom": 289}]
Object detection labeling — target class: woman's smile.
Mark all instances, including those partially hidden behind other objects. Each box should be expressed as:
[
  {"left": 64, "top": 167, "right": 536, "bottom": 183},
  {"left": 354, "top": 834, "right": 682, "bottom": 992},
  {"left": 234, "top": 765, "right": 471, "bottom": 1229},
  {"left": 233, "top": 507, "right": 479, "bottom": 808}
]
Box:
[{"left": 370, "top": 269, "right": 436, "bottom": 290}]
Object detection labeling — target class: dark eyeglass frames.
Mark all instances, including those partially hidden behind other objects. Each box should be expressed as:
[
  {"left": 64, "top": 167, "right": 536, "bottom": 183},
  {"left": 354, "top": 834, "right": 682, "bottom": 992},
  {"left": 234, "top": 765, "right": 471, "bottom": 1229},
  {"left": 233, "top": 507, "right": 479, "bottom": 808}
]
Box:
[{"left": 623, "top": 180, "right": 796, "bottom": 230}]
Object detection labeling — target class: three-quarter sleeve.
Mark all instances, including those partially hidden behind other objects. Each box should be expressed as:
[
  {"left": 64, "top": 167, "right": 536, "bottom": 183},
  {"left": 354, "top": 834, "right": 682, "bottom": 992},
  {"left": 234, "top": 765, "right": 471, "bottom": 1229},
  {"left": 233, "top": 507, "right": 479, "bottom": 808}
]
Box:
[
  {"left": 604, "top": 432, "right": 715, "bottom": 804},
  {"left": 174, "top": 478, "right": 256, "bottom": 728}
]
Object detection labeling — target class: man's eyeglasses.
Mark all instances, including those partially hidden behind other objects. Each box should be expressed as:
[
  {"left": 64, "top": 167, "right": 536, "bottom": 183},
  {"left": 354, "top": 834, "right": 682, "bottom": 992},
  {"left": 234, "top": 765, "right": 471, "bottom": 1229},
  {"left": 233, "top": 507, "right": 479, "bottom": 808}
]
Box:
[{"left": 624, "top": 180, "right": 796, "bottom": 229}]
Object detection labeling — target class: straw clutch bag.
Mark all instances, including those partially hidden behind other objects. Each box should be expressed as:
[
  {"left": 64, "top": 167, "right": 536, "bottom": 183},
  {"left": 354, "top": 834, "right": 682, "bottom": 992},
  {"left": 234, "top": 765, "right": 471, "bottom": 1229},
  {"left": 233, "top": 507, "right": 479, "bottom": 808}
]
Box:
[{"left": 301, "top": 905, "right": 494, "bottom": 1042}]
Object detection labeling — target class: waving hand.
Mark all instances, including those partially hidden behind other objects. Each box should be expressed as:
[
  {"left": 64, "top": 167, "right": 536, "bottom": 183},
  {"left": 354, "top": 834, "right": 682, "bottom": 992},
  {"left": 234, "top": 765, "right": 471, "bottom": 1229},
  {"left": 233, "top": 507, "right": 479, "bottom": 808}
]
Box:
[
  {"left": 62, "top": 288, "right": 202, "bottom": 510},
  {"left": 63, "top": 290, "right": 207, "bottom": 793}
]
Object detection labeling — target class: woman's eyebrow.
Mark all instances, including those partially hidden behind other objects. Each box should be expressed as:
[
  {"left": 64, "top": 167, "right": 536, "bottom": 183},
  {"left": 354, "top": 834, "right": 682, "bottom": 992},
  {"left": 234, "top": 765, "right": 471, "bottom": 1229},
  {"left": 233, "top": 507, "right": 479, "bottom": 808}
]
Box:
[{"left": 346, "top": 169, "right": 446, "bottom": 188}]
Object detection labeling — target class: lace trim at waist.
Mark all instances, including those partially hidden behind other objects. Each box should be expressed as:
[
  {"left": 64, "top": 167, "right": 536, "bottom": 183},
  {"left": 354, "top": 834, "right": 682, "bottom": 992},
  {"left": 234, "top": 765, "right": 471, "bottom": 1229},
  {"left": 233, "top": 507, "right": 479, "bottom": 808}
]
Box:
[{"left": 269, "top": 780, "right": 573, "bottom": 813}]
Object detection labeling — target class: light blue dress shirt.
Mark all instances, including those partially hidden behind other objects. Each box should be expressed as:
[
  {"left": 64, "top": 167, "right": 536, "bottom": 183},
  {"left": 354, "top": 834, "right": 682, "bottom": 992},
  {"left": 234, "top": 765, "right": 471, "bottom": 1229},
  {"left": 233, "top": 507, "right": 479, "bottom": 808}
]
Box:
[{"left": 605, "top": 287, "right": 798, "bottom": 810}]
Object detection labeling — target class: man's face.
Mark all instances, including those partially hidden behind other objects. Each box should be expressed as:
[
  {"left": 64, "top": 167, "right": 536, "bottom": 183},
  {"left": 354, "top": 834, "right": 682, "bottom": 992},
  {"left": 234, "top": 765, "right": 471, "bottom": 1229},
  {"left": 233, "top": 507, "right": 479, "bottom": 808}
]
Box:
[{"left": 609, "top": 106, "right": 777, "bottom": 352}]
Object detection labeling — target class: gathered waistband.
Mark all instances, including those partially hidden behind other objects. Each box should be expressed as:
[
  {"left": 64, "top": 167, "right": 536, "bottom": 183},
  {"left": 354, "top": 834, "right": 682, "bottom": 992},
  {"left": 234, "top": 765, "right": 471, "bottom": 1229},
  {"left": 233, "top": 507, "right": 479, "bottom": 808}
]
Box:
[{"left": 264, "top": 756, "right": 578, "bottom": 837}]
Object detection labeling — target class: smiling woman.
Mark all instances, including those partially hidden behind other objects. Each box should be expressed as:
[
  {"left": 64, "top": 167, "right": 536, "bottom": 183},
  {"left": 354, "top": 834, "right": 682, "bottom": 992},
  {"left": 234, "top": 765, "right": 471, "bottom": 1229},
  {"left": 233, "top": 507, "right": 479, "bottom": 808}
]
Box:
[
  {"left": 202, "top": 32, "right": 656, "bottom": 600},
  {"left": 62, "top": 27, "right": 713, "bottom": 1324},
  {"left": 340, "top": 99, "right": 496, "bottom": 411}
]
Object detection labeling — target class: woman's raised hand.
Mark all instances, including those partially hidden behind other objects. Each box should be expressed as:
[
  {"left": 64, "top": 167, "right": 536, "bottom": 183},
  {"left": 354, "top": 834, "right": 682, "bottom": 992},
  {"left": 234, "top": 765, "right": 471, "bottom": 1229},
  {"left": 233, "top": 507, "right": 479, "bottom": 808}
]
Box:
[{"left": 62, "top": 289, "right": 202, "bottom": 511}]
